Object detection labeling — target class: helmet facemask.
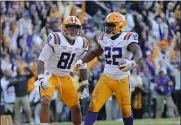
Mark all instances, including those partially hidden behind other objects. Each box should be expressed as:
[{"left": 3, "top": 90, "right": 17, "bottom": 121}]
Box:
[
  {"left": 104, "top": 23, "right": 115, "bottom": 36},
  {"left": 63, "top": 24, "right": 81, "bottom": 40},
  {"left": 104, "top": 22, "right": 120, "bottom": 37}
]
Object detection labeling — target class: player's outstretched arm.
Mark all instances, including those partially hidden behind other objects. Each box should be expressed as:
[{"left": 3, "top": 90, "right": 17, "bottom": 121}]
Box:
[
  {"left": 74, "top": 44, "right": 103, "bottom": 71},
  {"left": 82, "top": 44, "right": 103, "bottom": 63}
]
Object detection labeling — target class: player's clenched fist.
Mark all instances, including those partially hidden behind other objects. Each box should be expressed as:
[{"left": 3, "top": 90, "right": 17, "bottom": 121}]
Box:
[
  {"left": 35, "top": 74, "right": 51, "bottom": 90},
  {"left": 73, "top": 60, "right": 83, "bottom": 72}
]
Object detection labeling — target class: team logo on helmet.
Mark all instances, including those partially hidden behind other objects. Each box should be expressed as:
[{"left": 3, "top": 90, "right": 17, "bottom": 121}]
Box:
[{"left": 104, "top": 12, "right": 126, "bottom": 35}]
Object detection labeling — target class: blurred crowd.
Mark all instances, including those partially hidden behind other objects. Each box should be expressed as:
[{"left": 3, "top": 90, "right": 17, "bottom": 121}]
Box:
[{"left": 0, "top": 1, "right": 180, "bottom": 124}]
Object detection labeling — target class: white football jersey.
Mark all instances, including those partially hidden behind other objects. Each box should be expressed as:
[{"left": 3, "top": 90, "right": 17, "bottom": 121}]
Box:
[
  {"left": 38, "top": 32, "right": 88, "bottom": 76},
  {"left": 98, "top": 32, "right": 138, "bottom": 80}
]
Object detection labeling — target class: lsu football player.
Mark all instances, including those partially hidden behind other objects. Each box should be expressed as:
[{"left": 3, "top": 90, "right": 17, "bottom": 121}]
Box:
[
  {"left": 36, "top": 16, "right": 89, "bottom": 125},
  {"left": 74, "top": 12, "right": 144, "bottom": 125}
]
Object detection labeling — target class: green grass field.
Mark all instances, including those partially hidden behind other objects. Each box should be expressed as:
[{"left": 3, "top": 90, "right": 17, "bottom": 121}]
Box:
[{"left": 23, "top": 118, "right": 180, "bottom": 125}]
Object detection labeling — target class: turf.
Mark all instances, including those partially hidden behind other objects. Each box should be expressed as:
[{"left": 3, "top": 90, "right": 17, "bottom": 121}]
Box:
[{"left": 22, "top": 118, "right": 180, "bottom": 125}]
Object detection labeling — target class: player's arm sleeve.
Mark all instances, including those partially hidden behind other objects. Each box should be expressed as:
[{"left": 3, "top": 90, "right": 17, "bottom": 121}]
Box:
[{"left": 38, "top": 33, "right": 55, "bottom": 62}]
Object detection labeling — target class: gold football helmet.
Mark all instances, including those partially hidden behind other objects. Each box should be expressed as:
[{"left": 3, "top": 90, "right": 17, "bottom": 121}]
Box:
[
  {"left": 104, "top": 12, "right": 126, "bottom": 35},
  {"left": 61, "top": 16, "right": 82, "bottom": 40}
]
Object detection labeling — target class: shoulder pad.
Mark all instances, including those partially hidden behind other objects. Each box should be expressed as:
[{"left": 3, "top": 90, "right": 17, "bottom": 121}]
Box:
[
  {"left": 47, "top": 32, "right": 61, "bottom": 45},
  {"left": 124, "top": 32, "right": 138, "bottom": 43}
]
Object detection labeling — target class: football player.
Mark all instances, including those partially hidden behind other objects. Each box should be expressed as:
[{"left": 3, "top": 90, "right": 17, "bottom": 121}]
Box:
[
  {"left": 36, "top": 16, "right": 89, "bottom": 125},
  {"left": 74, "top": 12, "right": 144, "bottom": 125}
]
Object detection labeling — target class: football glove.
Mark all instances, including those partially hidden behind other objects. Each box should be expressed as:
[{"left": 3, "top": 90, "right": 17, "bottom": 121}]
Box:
[
  {"left": 35, "top": 74, "right": 51, "bottom": 90},
  {"left": 118, "top": 59, "right": 136, "bottom": 72},
  {"left": 78, "top": 80, "right": 89, "bottom": 99}
]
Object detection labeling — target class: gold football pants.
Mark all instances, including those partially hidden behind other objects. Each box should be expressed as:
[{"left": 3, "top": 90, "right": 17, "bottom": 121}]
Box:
[
  {"left": 39, "top": 74, "right": 79, "bottom": 108},
  {"left": 89, "top": 74, "right": 131, "bottom": 118}
]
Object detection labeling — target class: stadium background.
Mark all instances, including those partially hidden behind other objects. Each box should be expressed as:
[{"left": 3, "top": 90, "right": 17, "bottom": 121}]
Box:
[{"left": 0, "top": 1, "right": 180, "bottom": 125}]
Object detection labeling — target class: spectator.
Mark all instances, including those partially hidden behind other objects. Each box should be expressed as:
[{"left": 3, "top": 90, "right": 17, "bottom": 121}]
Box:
[
  {"left": 130, "top": 68, "right": 145, "bottom": 119},
  {"left": 1, "top": 69, "right": 15, "bottom": 117},
  {"left": 154, "top": 70, "right": 179, "bottom": 118},
  {"left": 170, "top": 68, "right": 181, "bottom": 115},
  {"left": 126, "top": 9, "right": 135, "bottom": 31},
  {"left": 141, "top": 67, "right": 153, "bottom": 118},
  {"left": 145, "top": 50, "right": 156, "bottom": 77},
  {"left": 57, "top": 2, "right": 73, "bottom": 19},
  {"left": 29, "top": 87, "right": 40, "bottom": 124},
  {"left": 152, "top": 15, "right": 168, "bottom": 41},
  {"left": 7, "top": 61, "right": 34, "bottom": 124},
  {"left": 17, "top": 10, "right": 32, "bottom": 36},
  {"left": 154, "top": 33, "right": 178, "bottom": 75}
]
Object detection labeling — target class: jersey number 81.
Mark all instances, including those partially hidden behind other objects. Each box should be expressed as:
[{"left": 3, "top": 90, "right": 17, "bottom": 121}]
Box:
[{"left": 57, "top": 52, "right": 76, "bottom": 69}]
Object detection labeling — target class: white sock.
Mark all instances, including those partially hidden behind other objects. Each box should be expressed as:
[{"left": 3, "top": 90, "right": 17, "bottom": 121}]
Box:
[{"left": 40, "top": 123, "right": 49, "bottom": 125}]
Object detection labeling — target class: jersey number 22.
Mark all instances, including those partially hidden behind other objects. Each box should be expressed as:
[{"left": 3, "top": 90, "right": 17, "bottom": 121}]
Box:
[{"left": 105, "top": 47, "right": 122, "bottom": 65}]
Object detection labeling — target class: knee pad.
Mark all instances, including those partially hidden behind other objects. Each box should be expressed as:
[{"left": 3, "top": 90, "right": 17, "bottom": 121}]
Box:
[
  {"left": 88, "top": 99, "right": 101, "bottom": 112},
  {"left": 121, "top": 105, "right": 131, "bottom": 118}
]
